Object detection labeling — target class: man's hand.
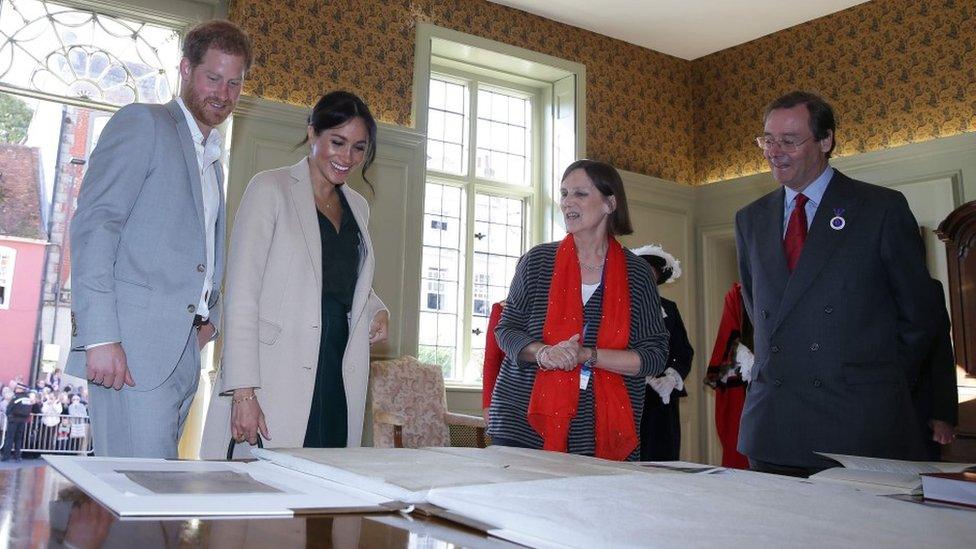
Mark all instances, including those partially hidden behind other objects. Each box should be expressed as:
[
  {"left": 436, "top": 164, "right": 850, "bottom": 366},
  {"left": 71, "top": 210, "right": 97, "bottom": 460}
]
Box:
[
  {"left": 197, "top": 321, "right": 216, "bottom": 350},
  {"left": 231, "top": 388, "right": 270, "bottom": 445},
  {"left": 86, "top": 343, "right": 135, "bottom": 390},
  {"left": 930, "top": 419, "right": 956, "bottom": 445},
  {"left": 64, "top": 496, "right": 114, "bottom": 549},
  {"left": 369, "top": 310, "right": 389, "bottom": 344}
]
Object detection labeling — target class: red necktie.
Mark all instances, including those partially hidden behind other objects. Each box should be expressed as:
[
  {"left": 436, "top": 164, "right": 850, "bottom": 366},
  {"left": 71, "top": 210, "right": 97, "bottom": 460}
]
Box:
[{"left": 783, "top": 193, "right": 808, "bottom": 272}]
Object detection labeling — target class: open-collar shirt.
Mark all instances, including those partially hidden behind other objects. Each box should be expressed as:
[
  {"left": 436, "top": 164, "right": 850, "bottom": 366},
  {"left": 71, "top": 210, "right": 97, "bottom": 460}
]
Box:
[{"left": 175, "top": 97, "right": 222, "bottom": 319}]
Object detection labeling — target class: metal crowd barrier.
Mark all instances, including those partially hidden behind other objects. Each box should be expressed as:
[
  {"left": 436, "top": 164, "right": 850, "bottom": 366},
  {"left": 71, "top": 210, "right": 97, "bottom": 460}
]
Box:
[{"left": 15, "top": 414, "right": 94, "bottom": 455}]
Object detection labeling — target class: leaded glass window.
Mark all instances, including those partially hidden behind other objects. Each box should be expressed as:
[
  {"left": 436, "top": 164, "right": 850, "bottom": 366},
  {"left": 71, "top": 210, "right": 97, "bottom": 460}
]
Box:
[
  {"left": 420, "top": 71, "right": 539, "bottom": 384},
  {"left": 0, "top": 0, "right": 181, "bottom": 107}
]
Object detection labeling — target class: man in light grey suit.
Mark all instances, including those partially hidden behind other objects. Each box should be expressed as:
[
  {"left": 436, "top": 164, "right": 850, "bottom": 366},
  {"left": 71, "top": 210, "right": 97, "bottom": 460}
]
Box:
[
  {"left": 68, "top": 20, "right": 252, "bottom": 457},
  {"left": 734, "top": 91, "right": 936, "bottom": 476}
]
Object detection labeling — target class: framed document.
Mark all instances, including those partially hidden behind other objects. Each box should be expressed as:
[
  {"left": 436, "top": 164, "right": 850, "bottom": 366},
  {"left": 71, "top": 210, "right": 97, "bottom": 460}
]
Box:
[{"left": 44, "top": 455, "right": 407, "bottom": 518}]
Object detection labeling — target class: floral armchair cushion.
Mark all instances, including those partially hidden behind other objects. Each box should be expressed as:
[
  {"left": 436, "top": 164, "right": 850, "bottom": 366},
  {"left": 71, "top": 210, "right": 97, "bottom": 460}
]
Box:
[{"left": 369, "top": 356, "right": 451, "bottom": 448}]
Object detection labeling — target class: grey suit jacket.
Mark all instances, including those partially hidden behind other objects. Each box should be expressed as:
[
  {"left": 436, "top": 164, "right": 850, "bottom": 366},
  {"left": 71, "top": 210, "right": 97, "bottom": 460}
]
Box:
[
  {"left": 67, "top": 100, "right": 225, "bottom": 392},
  {"left": 734, "top": 170, "right": 935, "bottom": 469}
]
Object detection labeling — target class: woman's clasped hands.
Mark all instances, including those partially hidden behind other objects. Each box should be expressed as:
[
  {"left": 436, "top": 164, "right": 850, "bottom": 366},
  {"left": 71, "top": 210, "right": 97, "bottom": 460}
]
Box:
[{"left": 537, "top": 334, "right": 587, "bottom": 371}]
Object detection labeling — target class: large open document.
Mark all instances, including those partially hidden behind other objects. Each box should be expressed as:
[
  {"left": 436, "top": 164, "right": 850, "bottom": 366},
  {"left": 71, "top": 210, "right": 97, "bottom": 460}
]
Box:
[
  {"left": 45, "top": 448, "right": 976, "bottom": 548},
  {"left": 43, "top": 455, "right": 407, "bottom": 518},
  {"left": 808, "top": 452, "right": 976, "bottom": 495},
  {"left": 253, "top": 445, "right": 664, "bottom": 504},
  {"left": 425, "top": 470, "right": 975, "bottom": 549}
]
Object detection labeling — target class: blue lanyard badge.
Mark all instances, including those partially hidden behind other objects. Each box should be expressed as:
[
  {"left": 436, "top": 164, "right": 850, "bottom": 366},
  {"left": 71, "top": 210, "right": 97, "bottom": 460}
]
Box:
[{"left": 580, "top": 322, "right": 591, "bottom": 390}]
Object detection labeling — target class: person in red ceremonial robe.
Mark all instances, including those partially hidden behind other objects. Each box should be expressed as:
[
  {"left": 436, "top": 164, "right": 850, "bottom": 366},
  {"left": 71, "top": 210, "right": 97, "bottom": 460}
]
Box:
[
  {"left": 705, "top": 282, "right": 752, "bottom": 469},
  {"left": 482, "top": 301, "right": 506, "bottom": 422}
]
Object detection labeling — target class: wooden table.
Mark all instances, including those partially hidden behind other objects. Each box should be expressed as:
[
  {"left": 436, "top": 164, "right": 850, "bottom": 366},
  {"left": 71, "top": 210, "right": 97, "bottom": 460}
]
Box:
[{"left": 0, "top": 465, "right": 516, "bottom": 548}]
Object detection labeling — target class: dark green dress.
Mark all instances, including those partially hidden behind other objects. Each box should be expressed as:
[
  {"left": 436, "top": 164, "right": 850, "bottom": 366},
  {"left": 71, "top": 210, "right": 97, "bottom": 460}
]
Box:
[{"left": 304, "top": 189, "right": 360, "bottom": 448}]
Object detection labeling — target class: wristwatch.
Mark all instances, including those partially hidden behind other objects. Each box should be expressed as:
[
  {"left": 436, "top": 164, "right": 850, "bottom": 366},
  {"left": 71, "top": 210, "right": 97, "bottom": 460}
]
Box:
[{"left": 583, "top": 347, "right": 598, "bottom": 369}]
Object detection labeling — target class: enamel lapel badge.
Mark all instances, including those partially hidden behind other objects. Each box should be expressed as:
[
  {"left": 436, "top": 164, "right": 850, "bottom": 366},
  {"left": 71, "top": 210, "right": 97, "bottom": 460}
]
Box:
[{"left": 829, "top": 208, "right": 846, "bottom": 231}]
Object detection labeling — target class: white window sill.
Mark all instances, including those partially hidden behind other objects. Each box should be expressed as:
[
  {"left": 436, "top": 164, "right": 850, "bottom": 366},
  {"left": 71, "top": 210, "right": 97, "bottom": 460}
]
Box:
[{"left": 444, "top": 383, "right": 483, "bottom": 392}]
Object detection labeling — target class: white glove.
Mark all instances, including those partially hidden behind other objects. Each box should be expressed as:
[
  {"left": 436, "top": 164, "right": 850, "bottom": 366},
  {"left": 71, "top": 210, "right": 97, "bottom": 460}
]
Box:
[
  {"left": 647, "top": 368, "right": 683, "bottom": 405},
  {"left": 735, "top": 344, "right": 755, "bottom": 383}
]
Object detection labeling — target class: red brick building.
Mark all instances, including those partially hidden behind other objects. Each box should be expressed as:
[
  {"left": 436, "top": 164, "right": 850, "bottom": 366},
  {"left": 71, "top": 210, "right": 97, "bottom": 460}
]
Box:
[{"left": 0, "top": 144, "right": 46, "bottom": 383}]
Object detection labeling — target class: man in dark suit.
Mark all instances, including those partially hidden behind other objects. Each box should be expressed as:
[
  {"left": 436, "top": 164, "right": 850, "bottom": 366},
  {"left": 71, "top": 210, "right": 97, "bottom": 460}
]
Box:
[
  {"left": 734, "top": 91, "right": 936, "bottom": 476},
  {"left": 912, "top": 280, "right": 958, "bottom": 459}
]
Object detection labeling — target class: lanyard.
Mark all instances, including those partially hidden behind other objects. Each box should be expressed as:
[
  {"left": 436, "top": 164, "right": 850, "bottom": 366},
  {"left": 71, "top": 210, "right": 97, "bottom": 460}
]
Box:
[{"left": 580, "top": 321, "right": 592, "bottom": 390}]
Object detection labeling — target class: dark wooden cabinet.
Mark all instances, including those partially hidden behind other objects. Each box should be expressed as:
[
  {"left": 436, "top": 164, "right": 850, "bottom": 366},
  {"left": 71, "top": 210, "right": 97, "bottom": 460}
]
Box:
[
  {"left": 937, "top": 199, "right": 976, "bottom": 461},
  {"left": 937, "top": 200, "right": 976, "bottom": 376}
]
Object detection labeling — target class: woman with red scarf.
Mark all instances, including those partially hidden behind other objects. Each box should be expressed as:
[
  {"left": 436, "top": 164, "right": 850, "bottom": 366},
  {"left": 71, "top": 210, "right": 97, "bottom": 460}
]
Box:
[{"left": 488, "top": 160, "right": 670, "bottom": 460}]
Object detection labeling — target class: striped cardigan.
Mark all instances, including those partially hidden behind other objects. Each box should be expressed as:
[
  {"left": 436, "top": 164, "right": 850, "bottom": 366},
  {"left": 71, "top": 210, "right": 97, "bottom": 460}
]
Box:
[{"left": 487, "top": 241, "right": 670, "bottom": 460}]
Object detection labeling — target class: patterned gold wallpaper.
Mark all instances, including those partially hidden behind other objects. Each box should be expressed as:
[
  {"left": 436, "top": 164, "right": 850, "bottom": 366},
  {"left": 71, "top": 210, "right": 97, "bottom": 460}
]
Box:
[
  {"left": 692, "top": 0, "right": 976, "bottom": 184},
  {"left": 228, "top": 0, "right": 695, "bottom": 184},
  {"left": 229, "top": 0, "right": 975, "bottom": 186}
]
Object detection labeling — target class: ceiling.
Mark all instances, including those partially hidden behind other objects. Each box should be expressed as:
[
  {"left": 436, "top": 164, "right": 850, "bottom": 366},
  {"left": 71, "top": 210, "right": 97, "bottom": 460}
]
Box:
[{"left": 486, "top": 0, "right": 872, "bottom": 60}]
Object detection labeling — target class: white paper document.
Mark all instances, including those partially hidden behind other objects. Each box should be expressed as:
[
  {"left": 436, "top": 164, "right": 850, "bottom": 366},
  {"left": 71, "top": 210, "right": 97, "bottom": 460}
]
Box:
[
  {"left": 426, "top": 470, "right": 975, "bottom": 549},
  {"left": 636, "top": 460, "right": 725, "bottom": 474},
  {"left": 809, "top": 453, "right": 976, "bottom": 495},
  {"left": 817, "top": 452, "right": 975, "bottom": 474},
  {"left": 44, "top": 455, "right": 407, "bottom": 518},
  {"left": 253, "top": 446, "right": 657, "bottom": 503}
]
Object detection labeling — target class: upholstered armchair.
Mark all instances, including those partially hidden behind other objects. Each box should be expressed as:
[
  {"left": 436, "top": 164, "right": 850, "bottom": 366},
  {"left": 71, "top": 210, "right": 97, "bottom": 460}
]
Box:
[{"left": 369, "top": 356, "right": 487, "bottom": 448}]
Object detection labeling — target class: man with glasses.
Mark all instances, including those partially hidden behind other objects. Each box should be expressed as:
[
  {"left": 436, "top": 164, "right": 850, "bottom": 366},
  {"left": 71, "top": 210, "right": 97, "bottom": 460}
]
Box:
[{"left": 733, "top": 91, "right": 936, "bottom": 476}]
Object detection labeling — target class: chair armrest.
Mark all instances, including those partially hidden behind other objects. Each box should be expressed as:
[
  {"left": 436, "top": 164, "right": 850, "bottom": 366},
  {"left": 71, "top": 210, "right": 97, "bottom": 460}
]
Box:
[
  {"left": 444, "top": 412, "right": 488, "bottom": 448},
  {"left": 374, "top": 411, "right": 406, "bottom": 448},
  {"left": 374, "top": 411, "right": 406, "bottom": 427},
  {"left": 444, "top": 412, "right": 486, "bottom": 429}
]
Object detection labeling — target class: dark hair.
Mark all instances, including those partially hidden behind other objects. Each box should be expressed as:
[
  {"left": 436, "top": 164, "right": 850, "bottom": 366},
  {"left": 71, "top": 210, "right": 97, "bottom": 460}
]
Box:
[
  {"left": 764, "top": 91, "right": 836, "bottom": 157},
  {"left": 641, "top": 255, "right": 672, "bottom": 285},
  {"left": 182, "top": 20, "right": 253, "bottom": 73},
  {"left": 561, "top": 159, "right": 633, "bottom": 236},
  {"left": 299, "top": 91, "right": 377, "bottom": 189}
]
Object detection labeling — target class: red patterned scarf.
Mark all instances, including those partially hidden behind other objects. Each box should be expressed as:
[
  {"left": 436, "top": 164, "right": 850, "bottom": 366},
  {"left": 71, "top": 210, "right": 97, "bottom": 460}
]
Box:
[{"left": 527, "top": 234, "right": 637, "bottom": 460}]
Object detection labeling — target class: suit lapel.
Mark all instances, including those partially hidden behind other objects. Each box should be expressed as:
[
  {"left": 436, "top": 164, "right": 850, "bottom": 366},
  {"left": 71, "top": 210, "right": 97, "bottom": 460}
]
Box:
[
  {"left": 756, "top": 188, "right": 790, "bottom": 307},
  {"left": 165, "top": 100, "right": 206, "bottom": 235},
  {"left": 773, "top": 171, "right": 861, "bottom": 331},
  {"left": 288, "top": 159, "right": 323, "bottom": 288}
]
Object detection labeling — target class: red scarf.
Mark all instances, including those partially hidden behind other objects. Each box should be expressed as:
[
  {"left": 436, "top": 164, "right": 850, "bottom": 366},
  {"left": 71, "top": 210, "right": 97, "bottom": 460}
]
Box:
[{"left": 527, "top": 234, "right": 637, "bottom": 460}]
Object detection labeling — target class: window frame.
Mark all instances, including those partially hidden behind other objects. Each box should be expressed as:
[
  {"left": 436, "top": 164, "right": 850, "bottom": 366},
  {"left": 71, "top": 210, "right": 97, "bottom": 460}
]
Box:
[
  {"left": 0, "top": 0, "right": 222, "bottom": 387},
  {"left": 412, "top": 23, "right": 586, "bottom": 388},
  {"left": 420, "top": 68, "right": 541, "bottom": 385},
  {"left": 0, "top": 245, "right": 16, "bottom": 310}
]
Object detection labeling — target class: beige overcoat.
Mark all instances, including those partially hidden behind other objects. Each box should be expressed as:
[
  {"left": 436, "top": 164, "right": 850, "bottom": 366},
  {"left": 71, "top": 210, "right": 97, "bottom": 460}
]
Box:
[{"left": 200, "top": 158, "right": 386, "bottom": 458}]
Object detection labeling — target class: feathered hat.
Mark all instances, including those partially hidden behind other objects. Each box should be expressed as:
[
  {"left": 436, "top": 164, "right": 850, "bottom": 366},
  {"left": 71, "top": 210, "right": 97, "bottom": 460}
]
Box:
[{"left": 631, "top": 244, "right": 681, "bottom": 285}]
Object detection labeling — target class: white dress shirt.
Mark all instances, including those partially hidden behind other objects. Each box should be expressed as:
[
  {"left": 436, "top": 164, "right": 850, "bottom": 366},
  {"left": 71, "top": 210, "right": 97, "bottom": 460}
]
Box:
[{"left": 175, "top": 97, "right": 221, "bottom": 320}]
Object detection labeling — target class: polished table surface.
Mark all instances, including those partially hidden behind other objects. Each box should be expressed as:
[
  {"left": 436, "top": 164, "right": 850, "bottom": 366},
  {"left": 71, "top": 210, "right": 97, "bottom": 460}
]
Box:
[{"left": 0, "top": 464, "right": 516, "bottom": 548}]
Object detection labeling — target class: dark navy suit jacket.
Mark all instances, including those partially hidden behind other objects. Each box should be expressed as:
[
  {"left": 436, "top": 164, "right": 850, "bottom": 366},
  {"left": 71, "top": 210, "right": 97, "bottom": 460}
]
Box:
[{"left": 734, "top": 170, "right": 936, "bottom": 469}]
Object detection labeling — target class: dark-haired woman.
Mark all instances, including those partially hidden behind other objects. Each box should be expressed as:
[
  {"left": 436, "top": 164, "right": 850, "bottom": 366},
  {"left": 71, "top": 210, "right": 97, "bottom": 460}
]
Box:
[
  {"left": 488, "top": 160, "right": 669, "bottom": 461},
  {"left": 202, "top": 91, "right": 388, "bottom": 456}
]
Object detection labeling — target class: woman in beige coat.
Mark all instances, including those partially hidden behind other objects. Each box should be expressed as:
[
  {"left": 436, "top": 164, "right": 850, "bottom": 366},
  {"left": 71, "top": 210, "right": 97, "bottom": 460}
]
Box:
[{"left": 201, "top": 91, "right": 388, "bottom": 457}]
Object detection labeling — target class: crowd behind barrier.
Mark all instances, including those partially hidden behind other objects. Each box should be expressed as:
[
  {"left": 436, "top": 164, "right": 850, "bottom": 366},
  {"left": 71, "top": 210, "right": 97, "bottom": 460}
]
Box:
[{"left": 1, "top": 371, "right": 93, "bottom": 459}]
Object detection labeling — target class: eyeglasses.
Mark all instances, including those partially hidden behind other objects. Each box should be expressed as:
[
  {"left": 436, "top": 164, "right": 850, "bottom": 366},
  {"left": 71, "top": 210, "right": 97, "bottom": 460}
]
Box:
[{"left": 755, "top": 135, "right": 813, "bottom": 152}]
